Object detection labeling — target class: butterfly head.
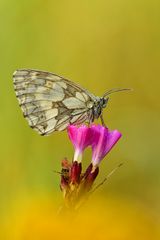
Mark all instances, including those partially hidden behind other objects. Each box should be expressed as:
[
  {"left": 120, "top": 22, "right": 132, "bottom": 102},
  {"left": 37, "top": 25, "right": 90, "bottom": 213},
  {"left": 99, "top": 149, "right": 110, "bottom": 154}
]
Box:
[
  {"left": 93, "top": 97, "right": 109, "bottom": 120},
  {"left": 101, "top": 97, "right": 109, "bottom": 109}
]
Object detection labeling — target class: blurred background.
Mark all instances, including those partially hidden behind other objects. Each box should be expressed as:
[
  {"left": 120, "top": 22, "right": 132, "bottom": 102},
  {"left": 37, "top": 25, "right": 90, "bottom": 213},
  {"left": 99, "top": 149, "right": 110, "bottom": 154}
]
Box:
[{"left": 0, "top": 0, "right": 160, "bottom": 239}]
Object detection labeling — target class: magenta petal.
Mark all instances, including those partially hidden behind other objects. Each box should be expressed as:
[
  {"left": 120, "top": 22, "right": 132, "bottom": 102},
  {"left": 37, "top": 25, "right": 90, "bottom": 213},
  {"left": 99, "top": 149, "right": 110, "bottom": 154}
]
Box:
[
  {"left": 68, "top": 124, "right": 122, "bottom": 164},
  {"left": 68, "top": 125, "right": 93, "bottom": 161},
  {"left": 105, "top": 130, "right": 122, "bottom": 154},
  {"left": 91, "top": 125, "right": 122, "bottom": 166}
]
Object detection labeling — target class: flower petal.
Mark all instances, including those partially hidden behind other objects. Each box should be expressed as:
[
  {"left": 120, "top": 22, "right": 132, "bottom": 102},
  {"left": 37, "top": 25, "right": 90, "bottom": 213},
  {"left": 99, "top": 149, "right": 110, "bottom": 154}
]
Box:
[
  {"left": 91, "top": 125, "right": 122, "bottom": 166},
  {"left": 68, "top": 125, "right": 93, "bottom": 162}
]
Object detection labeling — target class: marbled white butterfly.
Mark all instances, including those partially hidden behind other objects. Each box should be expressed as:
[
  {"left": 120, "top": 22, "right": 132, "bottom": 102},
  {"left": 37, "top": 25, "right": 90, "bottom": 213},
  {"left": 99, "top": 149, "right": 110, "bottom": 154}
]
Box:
[{"left": 13, "top": 69, "right": 129, "bottom": 136}]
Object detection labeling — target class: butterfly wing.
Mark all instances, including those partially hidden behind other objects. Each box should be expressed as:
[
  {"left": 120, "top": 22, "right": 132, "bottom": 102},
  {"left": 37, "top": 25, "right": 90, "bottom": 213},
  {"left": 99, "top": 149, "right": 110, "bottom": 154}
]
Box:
[{"left": 13, "top": 69, "right": 95, "bottom": 135}]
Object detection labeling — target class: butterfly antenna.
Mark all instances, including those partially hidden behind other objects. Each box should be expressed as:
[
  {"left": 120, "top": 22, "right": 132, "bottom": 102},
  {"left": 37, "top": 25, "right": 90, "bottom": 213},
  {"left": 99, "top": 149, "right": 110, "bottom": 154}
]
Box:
[{"left": 103, "top": 88, "right": 133, "bottom": 98}]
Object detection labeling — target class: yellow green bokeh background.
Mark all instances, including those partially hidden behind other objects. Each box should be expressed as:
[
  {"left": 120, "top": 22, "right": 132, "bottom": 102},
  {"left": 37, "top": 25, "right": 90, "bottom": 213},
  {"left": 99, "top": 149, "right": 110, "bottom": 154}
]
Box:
[{"left": 0, "top": 1, "right": 160, "bottom": 239}]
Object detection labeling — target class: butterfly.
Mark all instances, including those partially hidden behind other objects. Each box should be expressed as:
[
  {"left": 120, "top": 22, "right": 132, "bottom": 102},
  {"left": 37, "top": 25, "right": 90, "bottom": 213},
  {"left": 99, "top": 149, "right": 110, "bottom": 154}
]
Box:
[{"left": 13, "top": 69, "right": 129, "bottom": 136}]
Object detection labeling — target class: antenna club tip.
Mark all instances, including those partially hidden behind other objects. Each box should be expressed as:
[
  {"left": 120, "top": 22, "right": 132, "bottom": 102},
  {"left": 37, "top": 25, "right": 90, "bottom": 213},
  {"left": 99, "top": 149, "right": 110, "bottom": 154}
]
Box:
[{"left": 126, "top": 88, "right": 134, "bottom": 91}]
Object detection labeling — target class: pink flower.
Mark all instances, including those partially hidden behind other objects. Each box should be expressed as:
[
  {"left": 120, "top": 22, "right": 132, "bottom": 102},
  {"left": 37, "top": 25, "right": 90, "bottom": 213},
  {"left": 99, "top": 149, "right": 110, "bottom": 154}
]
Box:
[
  {"left": 62, "top": 124, "right": 122, "bottom": 203},
  {"left": 68, "top": 125, "right": 93, "bottom": 162},
  {"left": 91, "top": 125, "right": 122, "bottom": 166}
]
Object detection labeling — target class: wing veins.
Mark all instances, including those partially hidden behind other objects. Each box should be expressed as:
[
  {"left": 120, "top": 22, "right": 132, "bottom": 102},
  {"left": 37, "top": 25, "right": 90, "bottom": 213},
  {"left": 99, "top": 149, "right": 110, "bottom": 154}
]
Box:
[{"left": 32, "top": 109, "right": 88, "bottom": 127}]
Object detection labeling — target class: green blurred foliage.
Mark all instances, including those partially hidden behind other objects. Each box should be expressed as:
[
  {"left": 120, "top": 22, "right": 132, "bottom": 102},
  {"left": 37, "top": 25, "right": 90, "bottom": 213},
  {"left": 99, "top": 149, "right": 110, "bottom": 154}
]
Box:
[{"left": 0, "top": 0, "right": 160, "bottom": 237}]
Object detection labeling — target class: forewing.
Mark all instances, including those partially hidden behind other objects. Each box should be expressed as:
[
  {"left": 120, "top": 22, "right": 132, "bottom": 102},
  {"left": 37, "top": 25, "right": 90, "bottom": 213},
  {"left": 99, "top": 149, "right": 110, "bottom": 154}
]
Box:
[{"left": 13, "top": 69, "right": 95, "bottom": 135}]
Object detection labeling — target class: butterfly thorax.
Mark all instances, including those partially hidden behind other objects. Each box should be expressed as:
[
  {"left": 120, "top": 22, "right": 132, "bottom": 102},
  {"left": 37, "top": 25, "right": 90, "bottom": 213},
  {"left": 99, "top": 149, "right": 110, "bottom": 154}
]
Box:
[{"left": 92, "top": 97, "right": 108, "bottom": 120}]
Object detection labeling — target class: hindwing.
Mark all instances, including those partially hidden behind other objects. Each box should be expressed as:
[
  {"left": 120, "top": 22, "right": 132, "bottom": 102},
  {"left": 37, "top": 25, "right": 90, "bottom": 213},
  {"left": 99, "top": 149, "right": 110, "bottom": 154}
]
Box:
[{"left": 13, "top": 69, "right": 95, "bottom": 135}]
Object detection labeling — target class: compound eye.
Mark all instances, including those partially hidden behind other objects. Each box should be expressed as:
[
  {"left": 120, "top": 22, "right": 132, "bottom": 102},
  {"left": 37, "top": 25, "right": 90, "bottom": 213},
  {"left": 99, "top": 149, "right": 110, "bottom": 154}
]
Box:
[{"left": 103, "top": 98, "right": 109, "bottom": 107}]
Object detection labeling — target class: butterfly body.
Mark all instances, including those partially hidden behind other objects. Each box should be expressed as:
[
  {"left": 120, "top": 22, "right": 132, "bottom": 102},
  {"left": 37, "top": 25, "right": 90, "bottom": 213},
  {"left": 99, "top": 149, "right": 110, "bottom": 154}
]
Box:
[
  {"left": 92, "top": 97, "right": 108, "bottom": 120},
  {"left": 13, "top": 69, "right": 128, "bottom": 136}
]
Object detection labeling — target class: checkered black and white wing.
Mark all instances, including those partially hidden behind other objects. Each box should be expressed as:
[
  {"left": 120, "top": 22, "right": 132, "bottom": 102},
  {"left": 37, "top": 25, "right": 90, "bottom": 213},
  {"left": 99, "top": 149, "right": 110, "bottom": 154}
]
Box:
[{"left": 13, "top": 69, "right": 95, "bottom": 135}]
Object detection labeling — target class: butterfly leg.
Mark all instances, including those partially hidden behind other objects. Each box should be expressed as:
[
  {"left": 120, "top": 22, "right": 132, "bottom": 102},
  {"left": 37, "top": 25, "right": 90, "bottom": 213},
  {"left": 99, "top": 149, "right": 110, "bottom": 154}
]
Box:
[
  {"left": 100, "top": 114, "right": 106, "bottom": 127},
  {"left": 87, "top": 111, "right": 94, "bottom": 127}
]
